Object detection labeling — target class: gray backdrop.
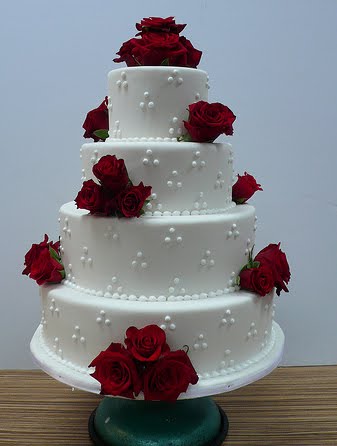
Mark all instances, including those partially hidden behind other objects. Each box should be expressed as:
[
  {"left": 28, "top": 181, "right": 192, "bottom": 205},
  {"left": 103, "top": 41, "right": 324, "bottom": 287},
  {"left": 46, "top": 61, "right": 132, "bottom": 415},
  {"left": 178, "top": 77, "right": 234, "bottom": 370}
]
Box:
[{"left": 1, "top": 0, "right": 336, "bottom": 368}]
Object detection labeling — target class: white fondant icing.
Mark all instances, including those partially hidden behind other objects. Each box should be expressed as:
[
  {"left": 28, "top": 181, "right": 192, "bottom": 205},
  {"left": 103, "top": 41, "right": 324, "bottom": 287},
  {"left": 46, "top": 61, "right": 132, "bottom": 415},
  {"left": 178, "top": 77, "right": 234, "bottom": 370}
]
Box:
[
  {"left": 38, "top": 284, "right": 274, "bottom": 377},
  {"left": 81, "top": 141, "right": 233, "bottom": 214},
  {"left": 60, "top": 202, "right": 255, "bottom": 298},
  {"left": 107, "top": 67, "right": 208, "bottom": 139}
]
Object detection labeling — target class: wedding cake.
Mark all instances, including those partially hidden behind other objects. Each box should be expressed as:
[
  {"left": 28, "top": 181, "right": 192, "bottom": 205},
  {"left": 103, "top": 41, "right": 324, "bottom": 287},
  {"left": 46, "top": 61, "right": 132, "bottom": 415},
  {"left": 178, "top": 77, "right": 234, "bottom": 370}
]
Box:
[{"left": 26, "top": 17, "right": 289, "bottom": 401}]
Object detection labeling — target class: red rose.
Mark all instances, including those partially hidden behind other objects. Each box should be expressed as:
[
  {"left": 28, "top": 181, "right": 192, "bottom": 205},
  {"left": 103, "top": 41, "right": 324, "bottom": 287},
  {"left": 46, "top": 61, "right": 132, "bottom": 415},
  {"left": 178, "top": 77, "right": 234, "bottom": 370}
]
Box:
[
  {"left": 113, "top": 39, "right": 140, "bottom": 67},
  {"left": 255, "top": 243, "right": 291, "bottom": 295},
  {"left": 90, "top": 343, "right": 142, "bottom": 398},
  {"left": 183, "top": 101, "right": 236, "bottom": 142},
  {"left": 239, "top": 265, "right": 275, "bottom": 297},
  {"left": 136, "top": 16, "right": 186, "bottom": 34},
  {"left": 23, "top": 234, "right": 60, "bottom": 276},
  {"left": 75, "top": 179, "right": 104, "bottom": 214},
  {"left": 93, "top": 155, "right": 129, "bottom": 194},
  {"left": 118, "top": 182, "right": 152, "bottom": 218},
  {"left": 28, "top": 248, "right": 64, "bottom": 286},
  {"left": 114, "top": 33, "right": 201, "bottom": 68},
  {"left": 232, "top": 172, "right": 263, "bottom": 204},
  {"left": 125, "top": 325, "right": 170, "bottom": 362},
  {"left": 179, "top": 36, "right": 202, "bottom": 70},
  {"left": 82, "top": 97, "right": 109, "bottom": 142},
  {"left": 143, "top": 350, "right": 199, "bottom": 401}
]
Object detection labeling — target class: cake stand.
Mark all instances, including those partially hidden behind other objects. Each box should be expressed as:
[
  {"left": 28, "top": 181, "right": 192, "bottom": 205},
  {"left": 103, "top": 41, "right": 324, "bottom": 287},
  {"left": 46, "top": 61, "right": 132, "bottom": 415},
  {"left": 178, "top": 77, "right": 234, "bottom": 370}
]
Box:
[{"left": 31, "top": 321, "right": 284, "bottom": 445}]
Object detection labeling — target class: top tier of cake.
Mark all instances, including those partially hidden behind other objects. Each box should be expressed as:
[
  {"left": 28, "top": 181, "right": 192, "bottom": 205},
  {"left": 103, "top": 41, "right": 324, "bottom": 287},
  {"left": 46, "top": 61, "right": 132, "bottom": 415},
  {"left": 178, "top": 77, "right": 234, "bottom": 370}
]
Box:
[{"left": 107, "top": 66, "right": 208, "bottom": 140}]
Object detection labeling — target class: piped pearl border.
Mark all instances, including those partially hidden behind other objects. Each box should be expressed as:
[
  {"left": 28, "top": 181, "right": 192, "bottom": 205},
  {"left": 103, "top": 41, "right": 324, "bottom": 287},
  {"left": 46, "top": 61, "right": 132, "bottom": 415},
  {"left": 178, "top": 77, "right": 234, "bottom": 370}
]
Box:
[
  {"left": 63, "top": 279, "right": 241, "bottom": 301},
  {"left": 35, "top": 323, "right": 277, "bottom": 380}
]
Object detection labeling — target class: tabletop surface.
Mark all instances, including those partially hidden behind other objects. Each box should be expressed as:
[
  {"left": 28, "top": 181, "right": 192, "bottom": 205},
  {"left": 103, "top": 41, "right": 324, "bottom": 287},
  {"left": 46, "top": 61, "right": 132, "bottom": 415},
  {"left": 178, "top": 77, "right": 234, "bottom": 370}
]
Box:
[{"left": 1, "top": 366, "right": 337, "bottom": 445}]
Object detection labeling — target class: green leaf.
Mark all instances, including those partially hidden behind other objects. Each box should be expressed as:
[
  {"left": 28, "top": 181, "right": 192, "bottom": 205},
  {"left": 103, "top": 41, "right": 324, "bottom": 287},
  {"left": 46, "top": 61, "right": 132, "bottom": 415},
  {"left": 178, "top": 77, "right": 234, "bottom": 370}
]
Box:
[
  {"left": 252, "top": 261, "right": 260, "bottom": 269},
  {"left": 177, "top": 133, "right": 192, "bottom": 142},
  {"left": 49, "top": 246, "right": 61, "bottom": 262},
  {"left": 60, "top": 269, "right": 66, "bottom": 280},
  {"left": 236, "top": 276, "right": 241, "bottom": 286},
  {"left": 93, "top": 129, "right": 109, "bottom": 140},
  {"left": 161, "top": 58, "right": 170, "bottom": 66},
  {"left": 234, "top": 198, "right": 247, "bottom": 205}
]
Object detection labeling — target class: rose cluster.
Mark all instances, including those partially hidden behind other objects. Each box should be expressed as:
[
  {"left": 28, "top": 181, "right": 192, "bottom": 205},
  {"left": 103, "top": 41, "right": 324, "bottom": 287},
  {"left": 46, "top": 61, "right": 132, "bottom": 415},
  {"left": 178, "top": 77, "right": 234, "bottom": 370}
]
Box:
[
  {"left": 22, "top": 234, "right": 64, "bottom": 286},
  {"left": 114, "top": 16, "right": 202, "bottom": 68},
  {"left": 239, "top": 244, "right": 291, "bottom": 297},
  {"left": 232, "top": 172, "right": 263, "bottom": 204},
  {"left": 82, "top": 97, "right": 109, "bottom": 142},
  {"left": 75, "top": 155, "right": 152, "bottom": 218},
  {"left": 182, "top": 101, "right": 236, "bottom": 143},
  {"left": 89, "top": 324, "right": 199, "bottom": 401}
]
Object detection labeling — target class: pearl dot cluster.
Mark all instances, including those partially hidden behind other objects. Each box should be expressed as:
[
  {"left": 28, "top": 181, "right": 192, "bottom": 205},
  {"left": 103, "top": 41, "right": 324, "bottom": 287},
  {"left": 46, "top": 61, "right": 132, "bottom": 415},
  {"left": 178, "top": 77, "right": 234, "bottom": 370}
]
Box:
[
  {"left": 62, "top": 217, "right": 71, "bottom": 239},
  {"left": 72, "top": 325, "right": 86, "bottom": 344},
  {"left": 200, "top": 250, "right": 215, "bottom": 268},
  {"left": 116, "top": 71, "right": 128, "bottom": 89},
  {"left": 107, "top": 96, "right": 112, "bottom": 110},
  {"left": 247, "top": 322, "right": 258, "bottom": 339},
  {"left": 214, "top": 171, "right": 226, "bottom": 190},
  {"left": 245, "top": 238, "right": 252, "bottom": 255},
  {"left": 163, "top": 227, "right": 183, "bottom": 245},
  {"left": 53, "top": 337, "right": 62, "bottom": 358},
  {"left": 80, "top": 246, "right": 93, "bottom": 266},
  {"left": 167, "top": 69, "right": 183, "bottom": 87},
  {"left": 49, "top": 298, "right": 60, "bottom": 316},
  {"left": 96, "top": 309, "right": 111, "bottom": 327},
  {"left": 220, "top": 307, "right": 235, "bottom": 326},
  {"left": 90, "top": 149, "right": 99, "bottom": 165},
  {"left": 168, "top": 116, "right": 183, "bottom": 137},
  {"left": 226, "top": 223, "right": 240, "bottom": 239},
  {"left": 167, "top": 276, "right": 183, "bottom": 296},
  {"left": 139, "top": 91, "right": 155, "bottom": 111},
  {"left": 160, "top": 315, "right": 176, "bottom": 331},
  {"left": 191, "top": 150, "right": 206, "bottom": 169},
  {"left": 104, "top": 225, "right": 119, "bottom": 241},
  {"left": 254, "top": 215, "right": 258, "bottom": 232},
  {"left": 131, "top": 251, "right": 148, "bottom": 270},
  {"left": 112, "top": 120, "right": 121, "bottom": 139},
  {"left": 167, "top": 169, "right": 183, "bottom": 190},
  {"left": 226, "top": 271, "right": 238, "bottom": 288},
  {"left": 193, "top": 333, "right": 208, "bottom": 351},
  {"left": 142, "top": 148, "right": 159, "bottom": 167}
]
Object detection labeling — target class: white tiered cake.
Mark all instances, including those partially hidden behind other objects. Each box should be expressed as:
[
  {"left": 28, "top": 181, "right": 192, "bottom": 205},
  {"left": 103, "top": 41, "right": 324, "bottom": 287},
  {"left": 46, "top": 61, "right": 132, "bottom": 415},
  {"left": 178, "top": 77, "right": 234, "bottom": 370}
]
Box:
[{"left": 29, "top": 18, "right": 286, "bottom": 399}]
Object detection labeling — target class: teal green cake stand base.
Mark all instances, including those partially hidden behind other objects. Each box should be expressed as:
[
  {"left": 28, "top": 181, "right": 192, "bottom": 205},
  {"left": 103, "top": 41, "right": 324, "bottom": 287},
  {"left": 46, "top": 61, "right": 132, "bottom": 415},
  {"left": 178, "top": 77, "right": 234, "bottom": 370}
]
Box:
[{"left": 88, "top": 397, "right": 228, "bottom": 446}]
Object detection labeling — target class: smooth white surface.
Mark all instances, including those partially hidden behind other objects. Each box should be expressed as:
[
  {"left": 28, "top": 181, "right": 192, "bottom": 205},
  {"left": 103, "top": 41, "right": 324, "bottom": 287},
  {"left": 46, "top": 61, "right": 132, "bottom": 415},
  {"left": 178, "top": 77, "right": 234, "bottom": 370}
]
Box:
[
  {"left": 2, "top": 0, "right": 337, "bottom": 367},
  {"left": 60, "top": 201, "right": 255, "bottom": 298},
  {"left": 31, "top": 321, "right": 284, "bottom": 398},
  {"left": 81, "top": 141, "right": 234, "bottom": 213},
  {"left": 107, "top": 67, "right": 208, "bottom": 139},
  {"left": 30, "top": 283, "right": 282, "bottom": 398}
]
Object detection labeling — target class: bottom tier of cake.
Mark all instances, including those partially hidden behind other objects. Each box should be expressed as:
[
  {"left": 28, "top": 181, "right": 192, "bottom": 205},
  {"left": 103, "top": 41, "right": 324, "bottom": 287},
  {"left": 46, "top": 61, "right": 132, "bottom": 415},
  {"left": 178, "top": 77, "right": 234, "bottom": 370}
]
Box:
[{"left": 31, "top": 284, "right": 284, "bottom": 398}]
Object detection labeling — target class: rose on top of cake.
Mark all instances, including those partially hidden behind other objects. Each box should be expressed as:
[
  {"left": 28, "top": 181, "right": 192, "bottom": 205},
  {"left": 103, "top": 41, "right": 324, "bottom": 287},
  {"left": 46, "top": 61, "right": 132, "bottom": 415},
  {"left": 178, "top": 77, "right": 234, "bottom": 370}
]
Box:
[{"left": 114, "top": 16, "right": 202, "bottom": 68}]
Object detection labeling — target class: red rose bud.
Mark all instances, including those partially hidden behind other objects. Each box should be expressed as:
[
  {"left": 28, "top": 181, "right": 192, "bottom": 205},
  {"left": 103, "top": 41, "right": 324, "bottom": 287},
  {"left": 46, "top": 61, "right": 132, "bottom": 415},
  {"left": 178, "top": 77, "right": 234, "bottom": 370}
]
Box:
[
  {"left": 75, "top": 179, "right": 104, "bottom": 214},
  {"left": 83, "top": 97, "right": 109, "bottom": 142},
  {"left": 183, "top": 101, "right": 236, "bottom": 143},
  {"left": 114, "top": 33, "right": 201, "bottom": 68},
  {"left": 143, "top": 350, "right": 199, "bottom": 401},
  {"left": 135, "top": 16, "right": 186, "bottom": 34},
  {"left": 93, "top": 155, "right": 129, "bottom": 194},
  {"left": 255, "top": 243, "right": 290, "bottom": 295},
  {"left": 118, "top": 182, "right": 152, "bottom": 218},
  {"left": 90, "top": 343, "right": 142, "bottom": 399},
  {"left": 239, "top": 265, "right": 275, "bottom": 297},
  {"left": 232, "top": 172, "right": 263, "bottom": 204},
  {"left": 23, "top": 234, "right": 60, "bottom": 276},
  {"left": 28, "top": 248, "right": 64, "bottom": 286},
  {"left": 125, "top": 325, "right": 170, "bottom": 362}
]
